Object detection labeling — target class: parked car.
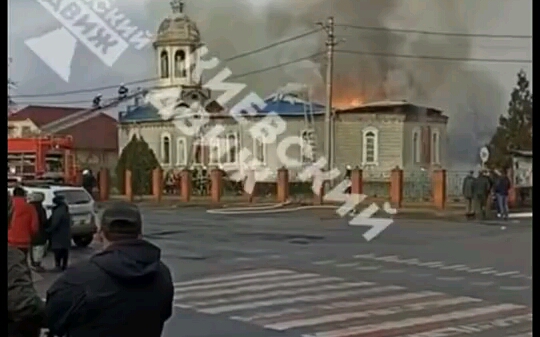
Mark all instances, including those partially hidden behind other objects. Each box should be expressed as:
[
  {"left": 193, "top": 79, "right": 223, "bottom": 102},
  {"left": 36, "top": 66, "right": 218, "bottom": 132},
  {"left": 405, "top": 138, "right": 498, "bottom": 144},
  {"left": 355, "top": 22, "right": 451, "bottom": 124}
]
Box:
[{"left": 8, "top": 184, "right": 97, "bottom": 247}]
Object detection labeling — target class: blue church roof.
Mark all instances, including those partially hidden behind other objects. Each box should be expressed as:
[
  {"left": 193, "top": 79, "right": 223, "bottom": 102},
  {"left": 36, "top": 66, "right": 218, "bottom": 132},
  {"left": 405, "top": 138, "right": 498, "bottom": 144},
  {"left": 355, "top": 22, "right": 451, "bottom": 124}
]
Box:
[
  {"left": 118, "top": 90, "right": 325, "bottom": 123},
  {"left": 119, "top": 104, "right": 161, "bottom": 123},
  {"left": 256, "top": 93, "right": 325, "bottom": 116}
]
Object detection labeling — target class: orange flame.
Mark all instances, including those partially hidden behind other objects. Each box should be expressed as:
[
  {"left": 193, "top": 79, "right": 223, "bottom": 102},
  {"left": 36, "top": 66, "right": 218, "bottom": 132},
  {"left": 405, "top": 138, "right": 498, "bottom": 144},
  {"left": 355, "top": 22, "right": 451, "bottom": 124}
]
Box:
[{"left": 334, "top": 97, "right": 364, "bottom": 109}]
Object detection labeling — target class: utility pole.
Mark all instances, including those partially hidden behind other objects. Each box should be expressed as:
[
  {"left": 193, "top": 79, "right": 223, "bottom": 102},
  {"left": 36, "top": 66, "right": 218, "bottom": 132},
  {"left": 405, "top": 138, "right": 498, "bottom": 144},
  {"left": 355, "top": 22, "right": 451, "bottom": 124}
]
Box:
[{"left": 320, "top": 16, "right": 336, "bottom": 178}]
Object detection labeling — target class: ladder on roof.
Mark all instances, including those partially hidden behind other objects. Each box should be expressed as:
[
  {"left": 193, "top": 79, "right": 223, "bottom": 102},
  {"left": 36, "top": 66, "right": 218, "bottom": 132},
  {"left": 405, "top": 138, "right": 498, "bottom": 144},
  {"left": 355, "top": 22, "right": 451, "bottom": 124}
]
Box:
[
  {"left": 41, "top": 91, "right": 144, "bottom": 135},
  {"left": 301, "top": 86, "right": 317, "bottom": 164}
]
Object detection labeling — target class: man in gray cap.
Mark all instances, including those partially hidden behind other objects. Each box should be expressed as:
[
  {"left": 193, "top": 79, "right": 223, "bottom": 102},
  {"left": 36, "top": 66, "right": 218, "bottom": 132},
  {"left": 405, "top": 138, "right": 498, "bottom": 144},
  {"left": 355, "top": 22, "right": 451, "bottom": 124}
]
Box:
[
  {"left": 45, "top": 202, "right": 174, "bottom": 337},
  {"left": 8, "top": 191, "right": 46, "bottom": 337}
]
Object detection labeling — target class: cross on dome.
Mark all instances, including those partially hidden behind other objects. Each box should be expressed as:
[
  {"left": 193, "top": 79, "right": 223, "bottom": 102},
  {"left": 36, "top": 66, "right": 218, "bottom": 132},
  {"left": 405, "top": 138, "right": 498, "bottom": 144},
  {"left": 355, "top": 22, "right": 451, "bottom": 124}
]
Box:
[{"left": 170, "top": 0, "right": 184, "bottom": 13}]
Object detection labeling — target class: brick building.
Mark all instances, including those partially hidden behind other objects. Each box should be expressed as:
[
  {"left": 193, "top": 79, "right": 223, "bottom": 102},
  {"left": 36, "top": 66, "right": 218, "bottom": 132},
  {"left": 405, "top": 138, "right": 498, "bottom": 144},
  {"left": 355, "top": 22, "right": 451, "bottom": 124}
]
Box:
[{"left": 8, "top": 105, "right": 119, "bottom": 171}]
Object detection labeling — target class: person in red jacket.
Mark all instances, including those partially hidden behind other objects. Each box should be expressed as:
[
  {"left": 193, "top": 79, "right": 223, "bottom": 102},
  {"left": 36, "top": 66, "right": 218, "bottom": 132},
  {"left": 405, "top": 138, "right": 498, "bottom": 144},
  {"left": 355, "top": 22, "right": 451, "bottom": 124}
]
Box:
[{"left": 8, "top": 186, "right": 39, "bottom": 259}]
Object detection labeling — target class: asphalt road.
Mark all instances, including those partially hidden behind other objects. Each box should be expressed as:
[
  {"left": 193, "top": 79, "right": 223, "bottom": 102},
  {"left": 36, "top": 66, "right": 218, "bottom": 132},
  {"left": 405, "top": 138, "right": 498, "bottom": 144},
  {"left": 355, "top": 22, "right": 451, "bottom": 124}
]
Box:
[{"left": 34, "top": 208, "right": 532, "bottom": 337}]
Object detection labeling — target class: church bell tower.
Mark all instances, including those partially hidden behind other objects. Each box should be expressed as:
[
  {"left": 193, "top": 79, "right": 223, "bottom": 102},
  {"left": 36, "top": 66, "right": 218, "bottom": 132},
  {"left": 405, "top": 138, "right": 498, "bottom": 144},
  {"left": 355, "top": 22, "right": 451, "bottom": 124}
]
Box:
[{"left": 153, "top": 0, "right": 202, "bottom": 88}]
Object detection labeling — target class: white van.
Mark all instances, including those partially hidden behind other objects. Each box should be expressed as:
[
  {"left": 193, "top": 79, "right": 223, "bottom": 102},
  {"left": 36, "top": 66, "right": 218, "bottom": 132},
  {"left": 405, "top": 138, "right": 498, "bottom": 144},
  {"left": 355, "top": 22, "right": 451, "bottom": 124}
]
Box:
[{"left": 8, "top": 184, "right": 97, "bottom": 247}]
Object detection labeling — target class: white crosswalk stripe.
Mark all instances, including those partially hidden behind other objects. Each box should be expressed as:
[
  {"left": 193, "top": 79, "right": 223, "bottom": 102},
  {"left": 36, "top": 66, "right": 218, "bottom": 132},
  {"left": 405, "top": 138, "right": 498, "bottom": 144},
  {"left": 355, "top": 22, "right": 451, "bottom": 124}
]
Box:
[
  {"left": 174, "top": 268, "right": 532, "bottom": 337},
  {"left": 266, "top": 297, "right": 482, "bottom": 331},
  {"left": 176, "top": 275, "right": 342, "bottom": 299},
  {"left": 173, "top": 269, "right": 293, "bottom": 287},
  {"left": 174, "top": 272, "right": 321, "bottom": 293}
]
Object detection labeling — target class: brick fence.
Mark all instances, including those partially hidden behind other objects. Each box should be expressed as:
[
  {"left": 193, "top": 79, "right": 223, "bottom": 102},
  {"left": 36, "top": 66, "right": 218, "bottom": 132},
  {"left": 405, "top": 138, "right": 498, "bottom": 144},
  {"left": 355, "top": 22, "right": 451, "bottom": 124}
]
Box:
[{"left": 88, "top": 167, "right": 520, "bottom": 210}]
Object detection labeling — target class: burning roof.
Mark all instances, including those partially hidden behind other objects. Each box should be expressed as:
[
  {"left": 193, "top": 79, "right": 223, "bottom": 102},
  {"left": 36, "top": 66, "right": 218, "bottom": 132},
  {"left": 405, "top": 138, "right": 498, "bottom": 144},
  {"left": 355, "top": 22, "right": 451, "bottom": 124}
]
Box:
[{"left": 335, "top": 100, "right": 446, "bottom": 119}]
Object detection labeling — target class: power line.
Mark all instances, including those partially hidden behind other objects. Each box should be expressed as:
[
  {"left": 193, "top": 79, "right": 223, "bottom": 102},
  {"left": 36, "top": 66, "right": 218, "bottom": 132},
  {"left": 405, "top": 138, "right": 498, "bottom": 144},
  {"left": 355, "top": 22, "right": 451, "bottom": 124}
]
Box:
[
  {"left": 335, "top": 49, "right": 532, "bottom": 63},
  {"left": 15, "top": 98, "right": 111, "bottom": 106},
  {"left": 229, "top": 52, "right": 323, "bottom": 79},
  {"left": 16, "top": 53, "right": 323, "bottom": 106},
  {"left": 336, "top": 24, "right": 532, "bottom": 39},
  {"left": 224, "top": 29, "right": 321, "bottom": 62},
  {"left": 15, "top": 48, "right": 531, "bottom": 105},
  {"left": 11, "top": 78, "right": 156, "bottom": 99},
  {"left": 339, "top": 34, "right": 532, "bottom": 50},
  {"left": 12, "top": 29, "right": 321, "bottom": 99},
  {"left": 14, "top": 23, "right": 530, "bottom": 101}
]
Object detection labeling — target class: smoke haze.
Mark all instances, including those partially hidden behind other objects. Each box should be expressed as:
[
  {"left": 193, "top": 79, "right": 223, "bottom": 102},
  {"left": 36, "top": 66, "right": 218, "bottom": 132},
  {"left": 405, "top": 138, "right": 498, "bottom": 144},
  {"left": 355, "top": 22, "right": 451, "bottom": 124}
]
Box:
[
  {"left": 141, "top": 0, "right": 511, "bottom": 164},
  {"left": 10, "top": 0, "right": 525, "bottom": 165}
]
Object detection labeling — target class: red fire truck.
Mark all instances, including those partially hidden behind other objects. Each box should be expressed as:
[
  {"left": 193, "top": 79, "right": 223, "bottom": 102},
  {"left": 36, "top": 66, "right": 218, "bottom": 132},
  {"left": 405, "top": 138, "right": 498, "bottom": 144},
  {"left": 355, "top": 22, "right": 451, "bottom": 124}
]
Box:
[{"left": 7, "top": 135, "right": 79, "bottom": 184}]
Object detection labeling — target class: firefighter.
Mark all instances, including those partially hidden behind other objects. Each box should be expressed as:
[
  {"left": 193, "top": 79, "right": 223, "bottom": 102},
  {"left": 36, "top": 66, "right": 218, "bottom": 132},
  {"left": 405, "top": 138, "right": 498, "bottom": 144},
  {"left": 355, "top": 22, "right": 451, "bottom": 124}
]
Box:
[
  {"left": 164, "top": 169, "right": 175, "bottom": 195},
  {"left": 345, "top": 165, "right": 352, "bottom": 179},
  {"left": 82, "top": 169, "right": 96, "bottom": 197},
  {"left": 118, "top": 83, "right": 128, "bottom": 100},
  {"left": 345, "top": 165, "right": 352, "bottom": 194},
  {"left": 193, "top": 166, "right": 209, "bottom": 196},
  {"left": 92, "top": 94, "right": 102, "bottom": 108}
]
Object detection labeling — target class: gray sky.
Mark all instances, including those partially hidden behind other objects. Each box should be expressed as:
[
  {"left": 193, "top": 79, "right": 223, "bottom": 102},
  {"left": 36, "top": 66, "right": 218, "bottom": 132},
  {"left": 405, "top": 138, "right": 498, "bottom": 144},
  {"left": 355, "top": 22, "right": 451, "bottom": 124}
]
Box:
[{"left": 9, "top": 0, "right": 532, "bottom": 111}]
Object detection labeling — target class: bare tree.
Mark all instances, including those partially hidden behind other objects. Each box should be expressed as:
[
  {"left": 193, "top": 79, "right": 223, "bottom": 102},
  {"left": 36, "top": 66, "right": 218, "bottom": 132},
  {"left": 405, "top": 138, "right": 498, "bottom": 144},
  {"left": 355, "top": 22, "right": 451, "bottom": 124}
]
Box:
[{"left": 8, "top": 58, "right": 17, "bottom": 111}]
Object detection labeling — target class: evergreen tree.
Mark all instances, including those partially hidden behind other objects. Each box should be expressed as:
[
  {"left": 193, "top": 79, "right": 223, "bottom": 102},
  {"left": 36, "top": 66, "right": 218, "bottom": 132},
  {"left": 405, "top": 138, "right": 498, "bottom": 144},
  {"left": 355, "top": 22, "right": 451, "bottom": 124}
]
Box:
[
  {"left": 132, "top": 136, "right": 160, "bottom": 195},
  {"left": 487, "top": 70, "right": 532, "bottom": 169},
  {"left": 115, "top": 135, "right": 160, "bottom": 195},
  {"left": 115, "top": 135, "right": 138, "bottom": 193}
]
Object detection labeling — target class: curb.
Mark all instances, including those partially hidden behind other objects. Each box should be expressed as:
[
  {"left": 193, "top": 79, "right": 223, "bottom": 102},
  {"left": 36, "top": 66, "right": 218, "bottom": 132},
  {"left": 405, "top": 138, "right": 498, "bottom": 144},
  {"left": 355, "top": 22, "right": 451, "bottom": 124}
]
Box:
[{"left": 508, "top": 212, "right": 532, "bottom": 218}]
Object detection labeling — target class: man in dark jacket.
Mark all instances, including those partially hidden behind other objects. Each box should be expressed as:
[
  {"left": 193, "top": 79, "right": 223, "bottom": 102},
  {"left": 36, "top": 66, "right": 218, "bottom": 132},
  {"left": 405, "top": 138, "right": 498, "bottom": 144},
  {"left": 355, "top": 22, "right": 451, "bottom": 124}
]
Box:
[
  {"left": 490, "top": 170, "right": 501, "bottom": 215},
  {"left": 8, "top": 191, "right": 46, "bottom": 337},
  {"left": 494, "top": 169, "right": 512, "bottom": 219},
  {"left": 473, "top": 170, "right": 492, "bottom": 220},
  {"left": 96, "top": 169, "right": 102, "bottom": 195},
  {"left": 45, "top": 202, "right": 174, "bottom": 337},
  {"left": 46, "top": 195, "right": 72, "bottom": 271},
  {"left": 461, "top": 171, "right": 475, "bottom": 218},
  {"left": 27, "top": 192, "right": 48, "bottom": 271}
]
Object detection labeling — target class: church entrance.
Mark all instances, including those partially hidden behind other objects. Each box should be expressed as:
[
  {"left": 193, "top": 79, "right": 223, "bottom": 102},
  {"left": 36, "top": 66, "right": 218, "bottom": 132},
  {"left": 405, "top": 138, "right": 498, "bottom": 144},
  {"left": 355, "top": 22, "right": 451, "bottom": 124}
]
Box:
[{"left": 191, "top": 140, "right": 211, "bottom": 195}]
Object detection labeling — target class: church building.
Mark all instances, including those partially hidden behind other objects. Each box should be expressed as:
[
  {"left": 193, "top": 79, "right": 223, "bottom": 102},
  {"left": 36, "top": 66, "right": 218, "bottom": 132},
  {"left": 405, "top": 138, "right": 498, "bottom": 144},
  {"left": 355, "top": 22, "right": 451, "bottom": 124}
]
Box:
[{"left": 117, "top": 0, "right": 450, "bottom": 182}]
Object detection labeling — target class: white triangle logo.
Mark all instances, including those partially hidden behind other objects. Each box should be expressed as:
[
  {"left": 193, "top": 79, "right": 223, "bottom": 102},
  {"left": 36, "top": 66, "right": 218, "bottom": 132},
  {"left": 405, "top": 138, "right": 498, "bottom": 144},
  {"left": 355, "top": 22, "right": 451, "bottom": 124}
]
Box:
[
  {"left": 146, "top": 88, "right": 182, "bottom": 118},
  {"left": 25, "top": 28, "right": 77, "bottom": 82}
]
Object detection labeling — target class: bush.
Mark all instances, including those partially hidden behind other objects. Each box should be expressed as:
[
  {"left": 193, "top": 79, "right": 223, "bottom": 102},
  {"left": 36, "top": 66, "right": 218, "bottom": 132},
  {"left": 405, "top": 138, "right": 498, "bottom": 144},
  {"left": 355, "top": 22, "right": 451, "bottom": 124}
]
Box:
[{"left": 115, "top": 135, "right": 160, "bottom": 195}]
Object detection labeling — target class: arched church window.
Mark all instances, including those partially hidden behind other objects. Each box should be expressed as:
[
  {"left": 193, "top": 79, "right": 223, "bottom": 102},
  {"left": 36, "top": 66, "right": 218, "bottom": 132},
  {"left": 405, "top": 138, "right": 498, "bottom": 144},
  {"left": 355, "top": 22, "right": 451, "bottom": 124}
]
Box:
[
  {"left": 160, "top": 51, "right": 169, "bottom": 78},
  {"left": 362, "top": 127, "right": 379, "bottom": 165},
  {"left": 161, "top": 133, "right": 171, "bottom": 164},
  {"left": 193, "top": 139, "right": 208, "bottom": 165},
  {"left": 174, "top": 50, "right": 187, "bottom": 78},
  {"left": 431, "top": 129, "right": 441, "bottom": 164},
  {"left": 412, "top": 128, "right": 421, "bottom": 163},
  {"left": 176, "top": 137, "right": 187, "bottom": 166},
  {"left": 226, "top": 134, "right": 238, "bottom": 164}
]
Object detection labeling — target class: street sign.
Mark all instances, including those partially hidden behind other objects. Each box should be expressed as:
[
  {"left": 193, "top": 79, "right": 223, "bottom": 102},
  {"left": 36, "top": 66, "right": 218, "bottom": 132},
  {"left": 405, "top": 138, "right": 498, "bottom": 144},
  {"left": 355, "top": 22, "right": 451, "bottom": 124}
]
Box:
[{"left": 479, "top": 146, "right": 490, "bottom": 163}]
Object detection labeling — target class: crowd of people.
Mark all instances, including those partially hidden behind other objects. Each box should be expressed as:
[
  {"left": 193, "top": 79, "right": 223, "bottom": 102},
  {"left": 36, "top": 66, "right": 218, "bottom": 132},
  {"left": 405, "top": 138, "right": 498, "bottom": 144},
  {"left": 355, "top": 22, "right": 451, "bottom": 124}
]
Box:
[
  {"left": 341, "top": 165, "right": 512, "bottom": 220},
  {"left": 7, "top": 190, "right": 174, "bottom": 337},
  {"left": 461, "top": 169, "right": 512, "bottom": 220},
  {"left": 8, "top": 187, "right": 72, "bottom": 273}
]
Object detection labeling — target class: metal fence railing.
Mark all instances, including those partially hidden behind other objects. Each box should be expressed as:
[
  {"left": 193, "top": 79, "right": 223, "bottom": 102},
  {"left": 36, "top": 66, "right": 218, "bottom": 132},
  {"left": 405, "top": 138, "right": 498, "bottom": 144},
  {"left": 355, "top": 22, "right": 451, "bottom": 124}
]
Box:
[
  {"left": 446, "top": 170, "right": 470, "bottom": 201},
  {"left": 99, "top": 168, "right": 476, "bottom": 204},
  {"left": 403, "top": 170, "right": 431, "bottom": 202}
]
